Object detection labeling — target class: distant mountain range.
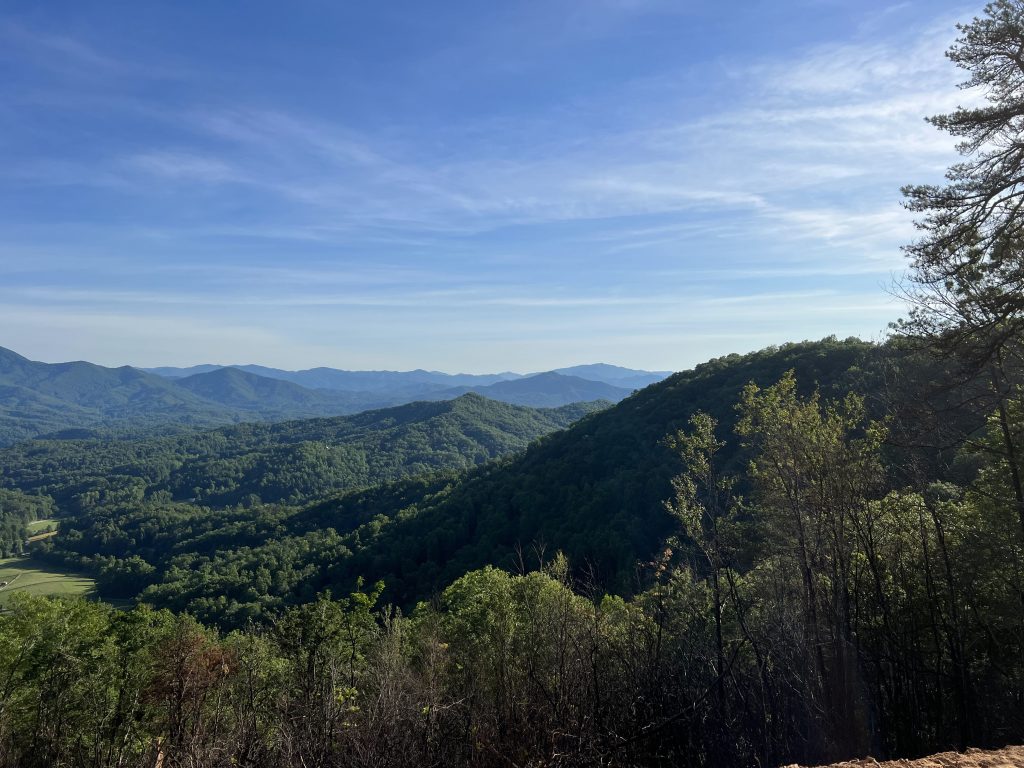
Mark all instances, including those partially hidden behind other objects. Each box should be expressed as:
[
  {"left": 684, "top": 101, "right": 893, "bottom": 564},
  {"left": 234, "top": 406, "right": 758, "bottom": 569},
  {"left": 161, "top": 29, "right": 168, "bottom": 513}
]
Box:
[
  {"left": 0, "top": 346, "right": 238, "bottom": 445},
  {"left": 0, "top": 346, "right": 670, "bottom": 446},
  {"left": 145, "top": 364, "right": 523, "bottom": 393},
  {"left": 142, "top": 361, "right": 670, "bottom": 391},
  {"left": 548, "top": 364, "right": 670, "bottom": 390},
  {"left": 428, "top": 371, "right": 632, "bottom": 407},
  {"left": 172, "top": 367, "right": 377, "bottom": 413}
]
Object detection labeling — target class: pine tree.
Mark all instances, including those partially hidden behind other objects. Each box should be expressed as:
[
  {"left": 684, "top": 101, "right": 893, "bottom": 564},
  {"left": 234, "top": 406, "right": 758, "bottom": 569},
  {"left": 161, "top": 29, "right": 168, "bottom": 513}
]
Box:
[{"left": 901, "top": 0, "right": 1024, "bottom": 535}]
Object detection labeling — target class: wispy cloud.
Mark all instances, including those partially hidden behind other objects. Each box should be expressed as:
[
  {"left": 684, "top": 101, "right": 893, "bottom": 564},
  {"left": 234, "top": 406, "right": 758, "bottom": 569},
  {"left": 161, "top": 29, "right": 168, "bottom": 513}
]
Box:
[
  {"left": 0, "top": 2, "right": 975, "bottom": 370},
  {"left": 93, "top": 9, "right": 963, "bottom": 254},
  {"left": 7, "top": 4, "right": 963, "bottom": 256},
  {"left": 0, "top": 22, "right": 121, "bottom": 72},
  {"left": 129, "top": 152, "right": 240, "bottom": 183}
]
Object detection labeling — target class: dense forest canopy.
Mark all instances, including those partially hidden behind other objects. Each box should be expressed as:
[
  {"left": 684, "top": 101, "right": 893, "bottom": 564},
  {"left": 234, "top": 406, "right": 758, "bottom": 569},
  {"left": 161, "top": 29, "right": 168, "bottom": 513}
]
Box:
[
  {"left": 0, "top": 394, "right": 605, "bottom": 509},
  {"left": 0, "top": 338, "right": 874, "bottom": 622},
  {"left": 0, "top": 331, "right": 1020, "bottom": 768}
]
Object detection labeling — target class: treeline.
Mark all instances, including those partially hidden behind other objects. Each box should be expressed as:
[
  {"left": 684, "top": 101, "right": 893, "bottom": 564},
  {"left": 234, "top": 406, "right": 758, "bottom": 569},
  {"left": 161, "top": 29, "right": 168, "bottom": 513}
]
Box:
[
  {"left": 1, "top": 366, "right": 1021, "bottom": 767},
  {"left": 0, "top": 490, "right": 53, "bottom": 558}
]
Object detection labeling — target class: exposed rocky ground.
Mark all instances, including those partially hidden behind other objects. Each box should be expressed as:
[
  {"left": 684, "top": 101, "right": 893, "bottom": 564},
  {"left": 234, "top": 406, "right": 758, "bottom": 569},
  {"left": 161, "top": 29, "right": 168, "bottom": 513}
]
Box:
[{"left": 788, "top": 747, "right": 1024, "bottom": 768}]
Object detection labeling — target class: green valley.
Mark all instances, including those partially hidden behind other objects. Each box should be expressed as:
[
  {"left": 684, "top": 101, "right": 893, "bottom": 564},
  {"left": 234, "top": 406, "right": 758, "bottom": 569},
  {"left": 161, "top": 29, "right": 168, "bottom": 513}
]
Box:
[{"left": 4, "top": 1, "right": 1024, "bottom": 766}]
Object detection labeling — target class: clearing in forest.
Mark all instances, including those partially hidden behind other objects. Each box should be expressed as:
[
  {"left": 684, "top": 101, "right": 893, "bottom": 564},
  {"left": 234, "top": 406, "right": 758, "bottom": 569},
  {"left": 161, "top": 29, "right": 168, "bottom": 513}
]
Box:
[
  {"left": 0, "top": 556, "right": 95, "bottom": 608},
  {"left": 26, "top": 518, "right": 59, "bottom": 535}
]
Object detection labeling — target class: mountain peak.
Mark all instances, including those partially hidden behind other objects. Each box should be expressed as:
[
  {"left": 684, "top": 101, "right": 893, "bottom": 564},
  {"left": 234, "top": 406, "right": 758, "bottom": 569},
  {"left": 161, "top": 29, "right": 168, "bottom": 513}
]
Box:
[{"left": 0, "top": 346, "right": 33, "bottom": 372}]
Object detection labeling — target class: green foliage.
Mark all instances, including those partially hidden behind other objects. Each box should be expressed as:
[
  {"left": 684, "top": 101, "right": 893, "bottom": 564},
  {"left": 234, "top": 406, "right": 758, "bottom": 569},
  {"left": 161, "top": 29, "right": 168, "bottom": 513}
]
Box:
[
  {"left": 321, "top": 338, "right": 880, "bottom": 605},
  {"left": 0, "top": 343, "right": 1020, "bottom": 765},
  {"left": 0, "top": 394, "right": 601, "bottom": 509},
  {"left": 0, "top": 490, "right": 54, "bottom": 558},
  {"left": 0, "top": 339, "right": 879, "bottom": 621},
  {"left": 900, "top": 1, "right": 1024, "bottom": 372}
]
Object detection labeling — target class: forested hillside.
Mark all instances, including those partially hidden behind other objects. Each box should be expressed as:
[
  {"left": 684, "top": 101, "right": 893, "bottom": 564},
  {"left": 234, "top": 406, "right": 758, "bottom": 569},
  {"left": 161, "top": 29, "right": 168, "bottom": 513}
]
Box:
[
  {"left": 0, "top": 346, "right": 376, "bottom": 444},
  {"left": 1, "top": 330, "right": 1019, "bottom": 768},
  {"left": 3, "top": 338, "right": 879, "bottom": 621},
  {"left": 170, "top": 367, "right": 372, "bottom": 415},
  {"left": 0, "top": 394, "right": 604, "bottom": 510},
  {"left": 323, "top": 338, "right": 885, "bottom": 604},
  {"left": 0, "top": 346, "right": 240, "bottom": 444}
]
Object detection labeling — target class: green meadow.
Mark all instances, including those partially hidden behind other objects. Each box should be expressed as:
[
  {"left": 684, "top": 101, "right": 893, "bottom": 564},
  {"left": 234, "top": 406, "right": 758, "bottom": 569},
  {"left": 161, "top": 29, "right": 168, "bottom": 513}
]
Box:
[
  {"left": 0, "top": 557, "right": 95, "bottom": 608},
  {"left": 26, "top": 518, "right": 59, "bottom": 535}
]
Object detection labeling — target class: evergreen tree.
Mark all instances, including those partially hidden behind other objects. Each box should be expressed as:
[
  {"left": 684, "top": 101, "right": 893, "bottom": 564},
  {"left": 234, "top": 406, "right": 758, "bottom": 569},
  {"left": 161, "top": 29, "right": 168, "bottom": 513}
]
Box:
[{"left": 901, "top": 0, "right": 1024, "bottom": 535}]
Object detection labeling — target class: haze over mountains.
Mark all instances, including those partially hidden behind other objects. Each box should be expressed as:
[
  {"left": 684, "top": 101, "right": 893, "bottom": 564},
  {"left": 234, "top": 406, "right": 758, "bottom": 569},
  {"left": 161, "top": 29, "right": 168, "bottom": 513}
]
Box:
[
  {"left": 144, "top": 364, "right": 524, "bottom": 391},
  {"left": 143, "top": 361, "right": 670, "bottom": 392},
  {"left": 0, "top": 345, "right": 668, "bottom": 446}
]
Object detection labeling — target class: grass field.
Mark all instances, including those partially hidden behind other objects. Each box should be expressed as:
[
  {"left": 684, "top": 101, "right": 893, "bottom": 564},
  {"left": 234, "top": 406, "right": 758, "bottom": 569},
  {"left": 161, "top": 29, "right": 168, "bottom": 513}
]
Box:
[
  {"left": 26, "top": 519, "right": 59, "bottom": 535},
  {"left": 0, "top": 557, "right": 95, "bottom": 608}
]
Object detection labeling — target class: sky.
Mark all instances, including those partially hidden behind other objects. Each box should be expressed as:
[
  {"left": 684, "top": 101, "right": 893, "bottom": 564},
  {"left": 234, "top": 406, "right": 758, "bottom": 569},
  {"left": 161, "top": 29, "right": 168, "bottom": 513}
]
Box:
[{"left": 0, "top": 0, "right": 979, "bottom": 373}]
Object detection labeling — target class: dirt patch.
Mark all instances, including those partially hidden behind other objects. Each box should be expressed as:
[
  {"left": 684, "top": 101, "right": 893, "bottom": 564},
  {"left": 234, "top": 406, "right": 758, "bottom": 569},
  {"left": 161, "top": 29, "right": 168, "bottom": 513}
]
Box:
[
  {"left": 785, "top": 746, "right": 1024, "bottom": 768},
  {"left": 26, "top": 530, "right": 58, "bottom": 543}
]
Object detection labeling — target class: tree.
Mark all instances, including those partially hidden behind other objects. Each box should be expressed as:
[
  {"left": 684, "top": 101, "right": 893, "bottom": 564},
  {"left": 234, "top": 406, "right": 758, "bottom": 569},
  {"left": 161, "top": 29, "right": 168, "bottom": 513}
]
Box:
[
  {"left": 901, "top": 0, "right": 1024, "bottom": 536},
  {"left": 901, "top": 0, "right": 1024, "bottom": 345},
  {"left": 736, "top": 372, "right": 886, "bottom": 760},
  {"left": 663, "top": 413, "right": 739, "bottom": 719}
]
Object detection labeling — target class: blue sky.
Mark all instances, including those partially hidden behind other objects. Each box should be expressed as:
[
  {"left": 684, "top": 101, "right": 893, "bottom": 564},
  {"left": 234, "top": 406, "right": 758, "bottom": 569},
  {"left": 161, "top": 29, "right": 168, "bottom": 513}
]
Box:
[{"left": 0, "top": 0, "right": 976, "bottom": 372}]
